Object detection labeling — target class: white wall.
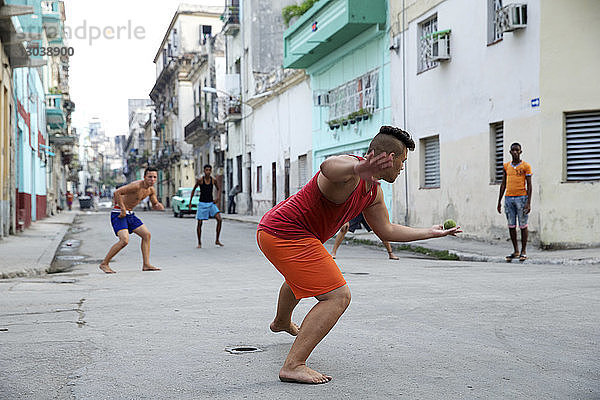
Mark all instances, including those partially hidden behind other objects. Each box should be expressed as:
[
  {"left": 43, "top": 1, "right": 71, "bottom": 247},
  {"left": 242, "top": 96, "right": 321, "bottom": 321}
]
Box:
[
  {"left": 391, "top": 0, "right": 542, "bottom": 240},
  {"left": 251, "top": 79, "right": 313, "bottom": 216}
]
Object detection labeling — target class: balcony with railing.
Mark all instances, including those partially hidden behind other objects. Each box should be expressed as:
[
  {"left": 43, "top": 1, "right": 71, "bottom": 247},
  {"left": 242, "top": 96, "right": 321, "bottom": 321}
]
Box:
[
  {"left": 41, "top": 0, "right": 63, "bottom": 44},
  {"left": 184, "top": 115, "right": 221, "bottom": 146},
  {"left": 221, "top": 1, "right": 240, "bottom": 36},
  {"left": 223, "top": 98, "right": 242, "bottom": 123},
  {"left": 283, "top": 0, "right": 386, "bottom": 69},
  {"left": 46, "top": 93, "right": 66, "bottom": 131}
]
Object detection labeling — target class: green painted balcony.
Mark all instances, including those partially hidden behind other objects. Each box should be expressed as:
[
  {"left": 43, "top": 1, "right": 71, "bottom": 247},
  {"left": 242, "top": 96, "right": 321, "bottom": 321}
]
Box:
[
  {"left": 41, "top": 0, "right": 63, "bottom": 44},
  {"left": 283, "top": 0, "right": 386, "bottom": 69},
  {"left": 46, "top": 94, "right": 66, "bottom": 131}
]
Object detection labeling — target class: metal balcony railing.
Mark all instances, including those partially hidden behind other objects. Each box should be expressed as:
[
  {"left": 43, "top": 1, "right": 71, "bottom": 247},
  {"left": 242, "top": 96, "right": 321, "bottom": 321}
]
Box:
[{"left": 221, "top": 1, "right": 240, "bottom": 35}]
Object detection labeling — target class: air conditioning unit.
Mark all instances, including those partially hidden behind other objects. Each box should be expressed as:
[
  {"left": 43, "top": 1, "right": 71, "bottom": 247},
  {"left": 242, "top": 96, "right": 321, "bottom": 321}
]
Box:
[
  {"left": 431, "top": 30, "right": 451, "bottom": 61},
  {"left": 501, "top": 3, "right": 527, "bottom": 32}
]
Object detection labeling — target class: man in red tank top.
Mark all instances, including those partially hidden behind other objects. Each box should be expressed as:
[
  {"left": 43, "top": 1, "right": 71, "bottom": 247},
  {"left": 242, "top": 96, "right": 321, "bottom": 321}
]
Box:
[{"left": 257, "top": 126, "right": 461, "bottom": 384}]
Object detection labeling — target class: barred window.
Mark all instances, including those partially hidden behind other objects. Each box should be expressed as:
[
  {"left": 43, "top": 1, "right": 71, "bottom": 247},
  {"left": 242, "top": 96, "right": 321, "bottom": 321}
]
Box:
[
  {"left": 488, "top": 0, "right": 503, "bottom": 44},
  {"left": 418, "top": 15, "right": 438, "bottom": 73},
  {"left": 327, "top": 69, "right": 379, "bottom": 122}
]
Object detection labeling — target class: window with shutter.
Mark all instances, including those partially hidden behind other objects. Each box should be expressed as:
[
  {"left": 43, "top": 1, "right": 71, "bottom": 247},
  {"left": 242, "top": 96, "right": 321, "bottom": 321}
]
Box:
[
  {"left": 298, "top": 154, "right": 308, "bottom": 188},
  {"left": 491, "top": 122, "right": 504, "bottom": 184},
  {"left": 422, "top": 136, "right": 440, "bottom": 188},
  {"left": 565, "top": 111, "right": 600, "bottom": 181}
]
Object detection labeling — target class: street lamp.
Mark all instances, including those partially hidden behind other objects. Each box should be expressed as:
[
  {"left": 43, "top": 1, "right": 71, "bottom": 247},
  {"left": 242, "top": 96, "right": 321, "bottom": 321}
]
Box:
[{"left": 201, "top": 87, "right": 273, "bottom": 104}]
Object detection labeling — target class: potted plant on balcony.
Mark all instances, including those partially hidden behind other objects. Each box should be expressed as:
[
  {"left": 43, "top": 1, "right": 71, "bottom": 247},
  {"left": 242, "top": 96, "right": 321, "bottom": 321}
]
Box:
[
  {"left": 328, "top": 119, "right": 341, "bottom": 130},
  {"left": 357, "top": 108, "right": 372, "bottom": 121}
]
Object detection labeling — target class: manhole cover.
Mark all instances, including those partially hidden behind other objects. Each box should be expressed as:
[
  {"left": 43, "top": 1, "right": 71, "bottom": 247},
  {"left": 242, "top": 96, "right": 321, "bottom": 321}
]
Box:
[
  {"left": 56, "top": 255, "right": 85, "bottom": 261},
  {"left": 51, "top": 279, "right": 76, "bottom": 284},
  {"left": 225, "top": 346, "right": 262, "bottom": 354}
]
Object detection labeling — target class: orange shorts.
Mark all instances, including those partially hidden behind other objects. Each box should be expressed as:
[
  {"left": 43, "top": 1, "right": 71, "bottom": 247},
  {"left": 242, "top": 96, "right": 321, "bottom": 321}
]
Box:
[{"left": 257, "top": 230, "right": 347, "bottom": 299}]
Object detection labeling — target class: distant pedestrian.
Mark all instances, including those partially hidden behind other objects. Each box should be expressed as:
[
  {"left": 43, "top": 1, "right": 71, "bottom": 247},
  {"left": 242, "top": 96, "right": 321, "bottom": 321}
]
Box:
[
  {"left": 331, "top": 213, "right": 399, "bottom": 260},
  {"left": 99, "top": 167, "right": 164, "bottom": 274},
  {"left": 66, "top": 191, "right": 73, "bottom": 211},
  {"left": 228, "top": 184, "right": 241, "bottom": 214},
  {"left": 257, "top": 126, "right": 461, "bottom": 384},
  {"left": 189, "top": 165, "right": 224, "bottom": 248},
  {"left": 497, "top": 142, "right": 532, "bottom": 262}
]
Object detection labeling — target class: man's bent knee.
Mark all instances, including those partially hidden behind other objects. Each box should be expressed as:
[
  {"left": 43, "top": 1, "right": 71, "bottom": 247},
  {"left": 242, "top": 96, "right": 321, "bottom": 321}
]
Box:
[
  {"left": 119, "top": 237, "right": 129, "bottom": 247},
  {"left": 317, "top": 285, "right": 351, "bottom": 309}
]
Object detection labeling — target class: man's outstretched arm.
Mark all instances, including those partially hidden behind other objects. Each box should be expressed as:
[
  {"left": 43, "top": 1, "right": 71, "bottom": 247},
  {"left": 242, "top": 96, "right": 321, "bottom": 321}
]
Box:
[
  {"left": 363, "top": 187, "right": 461, "bottom": 242},
  {"left": 149, "top": 187, "right": 164, "bottom": 210}
]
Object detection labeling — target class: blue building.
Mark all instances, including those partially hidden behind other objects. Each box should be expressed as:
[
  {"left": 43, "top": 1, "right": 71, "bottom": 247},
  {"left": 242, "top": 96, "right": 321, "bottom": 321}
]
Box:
[
  {"left": 283, "top": 0, "right": 395, "bottom": 215},
  {"left": 10, "top": 0, "right": 49, "bottom": 226}
]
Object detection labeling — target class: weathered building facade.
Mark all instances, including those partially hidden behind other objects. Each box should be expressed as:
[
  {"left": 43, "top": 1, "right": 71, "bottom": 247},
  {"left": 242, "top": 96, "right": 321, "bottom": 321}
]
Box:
[
  {"left": 150, "top": 3, "right": 223, "bottom": 206},
  {"left": 388, "top": 0, "right": 600, "bottom": 247}
]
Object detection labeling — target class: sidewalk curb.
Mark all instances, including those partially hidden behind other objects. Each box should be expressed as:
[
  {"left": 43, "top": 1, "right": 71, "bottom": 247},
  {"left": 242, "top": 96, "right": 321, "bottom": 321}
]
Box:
[
  {"left": 0, "top": 213, "right": 77, "bottom": 279},
  {"left": 223, "top": 215, "right": 260, "bottom": 225},
  {"left": 222, "top": 215, "right": 600, "bottom": 265}
]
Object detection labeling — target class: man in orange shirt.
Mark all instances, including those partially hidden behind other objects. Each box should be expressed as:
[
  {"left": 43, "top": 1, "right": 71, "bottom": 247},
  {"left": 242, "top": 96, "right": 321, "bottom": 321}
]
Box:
[{"left": 497, "top": 143, "right": 532, "bottom": 262}]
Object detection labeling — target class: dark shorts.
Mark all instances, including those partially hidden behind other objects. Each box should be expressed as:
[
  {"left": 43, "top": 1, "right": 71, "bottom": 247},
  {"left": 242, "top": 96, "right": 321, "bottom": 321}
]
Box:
[
  {"left": 111, "top": 211, "right": 143, "bottom": 235},
  {"left": 348, "top": 213, "right": 371, "bottom": 233}
]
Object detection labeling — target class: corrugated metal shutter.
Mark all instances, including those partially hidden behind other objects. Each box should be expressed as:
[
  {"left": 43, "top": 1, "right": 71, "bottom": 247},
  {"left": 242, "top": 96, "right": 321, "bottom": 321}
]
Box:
[
  {"left": 423, "top": 136, "right": 440, "bottom": 187},
  {"left": 566, "top": 111, "right": 600, "bottom": 181},
  {"left": 298, "top": 154, "right": 308, "bottom": 187},
  {"left": 494, "top": 122, "right": 504, "bottom": 183}
]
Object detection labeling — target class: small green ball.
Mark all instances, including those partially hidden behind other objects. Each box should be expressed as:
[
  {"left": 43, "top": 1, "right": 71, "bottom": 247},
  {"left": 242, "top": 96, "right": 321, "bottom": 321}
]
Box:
[{"left": 443, "top": 219, "right": 457, "bottom": 230}]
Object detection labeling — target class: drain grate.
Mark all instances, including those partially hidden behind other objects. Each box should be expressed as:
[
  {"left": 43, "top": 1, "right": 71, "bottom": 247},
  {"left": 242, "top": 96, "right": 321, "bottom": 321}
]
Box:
[
  {"left": 343, "top": 272, "right": 370, "bottom": 276},
  {"left": 225, "top": 346, "right": 262, "bottom": 354}
]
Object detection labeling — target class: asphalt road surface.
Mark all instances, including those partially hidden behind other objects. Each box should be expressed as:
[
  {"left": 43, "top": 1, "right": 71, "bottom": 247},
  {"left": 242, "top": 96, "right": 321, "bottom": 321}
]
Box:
[{"left": 1, "top": 210, "right": 598, "bottom": 399}]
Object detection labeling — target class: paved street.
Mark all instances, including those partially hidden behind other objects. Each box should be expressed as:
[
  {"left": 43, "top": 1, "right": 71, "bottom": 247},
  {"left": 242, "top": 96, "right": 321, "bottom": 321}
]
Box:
[{"left": 1, "top": 210, "right": 599, "bottom": 399}]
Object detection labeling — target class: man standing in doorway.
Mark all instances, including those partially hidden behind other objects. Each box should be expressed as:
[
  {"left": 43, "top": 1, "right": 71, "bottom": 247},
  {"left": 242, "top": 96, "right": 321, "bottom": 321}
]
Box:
[
  {"left": 99, "top": 167, "right": 164, "bottom": 274},
  {"left": 228, "top": 184, "right": 241, "bottom": 214},
  {"left": 190, "top": 164, "right": 224, "bottom": 248},
  {"left": 497, "top": 142, "right": 533, "bottom": 262}
]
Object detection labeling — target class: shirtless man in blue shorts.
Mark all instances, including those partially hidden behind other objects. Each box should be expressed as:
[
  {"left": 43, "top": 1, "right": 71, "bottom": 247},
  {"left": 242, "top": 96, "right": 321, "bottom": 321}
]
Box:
[{"left": 99, "top": 167, "right": 164, "bottom": 274}]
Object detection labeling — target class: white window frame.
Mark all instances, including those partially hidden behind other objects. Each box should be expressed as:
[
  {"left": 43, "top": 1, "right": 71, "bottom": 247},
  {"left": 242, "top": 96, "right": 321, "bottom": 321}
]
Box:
[{"left": 256, "top": 165, "right": 262, "bottom": 192}]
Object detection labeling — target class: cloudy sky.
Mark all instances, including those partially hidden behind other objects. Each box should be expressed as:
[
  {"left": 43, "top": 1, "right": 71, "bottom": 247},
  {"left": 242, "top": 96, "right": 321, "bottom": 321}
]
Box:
[{"left": 62, "top": 0, "right": 223, "bottom": 137}]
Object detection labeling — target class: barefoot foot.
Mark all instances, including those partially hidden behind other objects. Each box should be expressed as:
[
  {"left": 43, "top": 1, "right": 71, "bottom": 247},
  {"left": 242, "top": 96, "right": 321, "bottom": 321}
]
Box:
[
  {"left": 388, "top": 252, "right": 399, "bottom": 260},
  {"left": 99, "top": 263, "right": 116, "bottom": 274},
  {"left": 279, "top": 364, "right": 332, "bottom": 384},
  {"left": 196, "top": 244, "right": 202, "bottom": 248},
  {"left": 270, "top": 321, "right": 299, "bottom": 336},
  {"left": 215, "top": 241, "right": 224, "bottom": 247},
  {"left": 142, "top": 265, "right": 161, "bottom": 271}
]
